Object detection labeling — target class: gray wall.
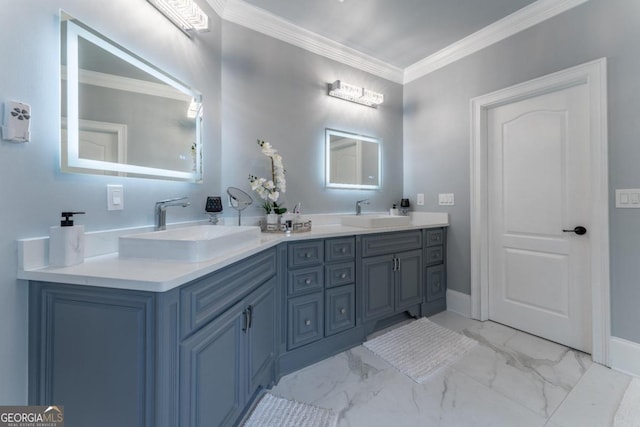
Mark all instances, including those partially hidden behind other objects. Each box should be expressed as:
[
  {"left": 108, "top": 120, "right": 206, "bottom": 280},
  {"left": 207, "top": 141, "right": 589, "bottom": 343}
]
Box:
[
  {"left": 403, "top": 0, "right": 640, "bottom": 343},
  {"left": 220, "top": 21, "right": 404, "bottom": 217}
]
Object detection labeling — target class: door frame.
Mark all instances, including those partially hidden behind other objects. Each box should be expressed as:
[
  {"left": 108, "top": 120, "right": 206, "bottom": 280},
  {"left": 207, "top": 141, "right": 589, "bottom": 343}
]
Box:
[{"left": 469, "top": 58, "right": 610, "bottom": 365}]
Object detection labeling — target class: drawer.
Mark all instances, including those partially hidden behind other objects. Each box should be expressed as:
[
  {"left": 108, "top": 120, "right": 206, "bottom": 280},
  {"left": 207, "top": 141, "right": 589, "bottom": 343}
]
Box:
[
  {"left": 180, "top": 248, "right": 277, "bottom": 338},
  {"left": 288, "top": 240, "right": 324, "bottom": 268},
  {"left": 325, "top": 285, "right": 355, "bottom": 336},
  {"left": 425, "top": 245, "right": 444, "bottom": 266},
  {"left": 426, "top": 228, "right": 444, "bottom": 247},
  {"left": 287, "top": 293, "right": 324, "bottom": 350},
  {"left": 325, "top": 237, "right": 355, "bottom": 262},
  {"left": 288, "top": 266, "right": 323, "bottom": 296},
  {"left": 425, "top": 264, "right": 445, "bottom": 302},
  {"left": 325, "top": 262, "right": 355, "bottom": 288},
  {"left": 361, "top": 230, "right": 422, "bottom": 257}
]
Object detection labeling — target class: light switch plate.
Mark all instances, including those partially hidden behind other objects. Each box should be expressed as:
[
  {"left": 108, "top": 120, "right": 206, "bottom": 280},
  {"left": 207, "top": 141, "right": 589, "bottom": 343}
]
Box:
[
  {"left": 107, "top": 185, "right": 124, "bottom": 211},
  {"left": 616, "top": 189, "right": 640, "bottom": 208},
  {"left": 439, "top": 193, "right": 455, "bottom": 206},
  {"left": 417, "top": 193, "right": 425, "bottom": 206}
]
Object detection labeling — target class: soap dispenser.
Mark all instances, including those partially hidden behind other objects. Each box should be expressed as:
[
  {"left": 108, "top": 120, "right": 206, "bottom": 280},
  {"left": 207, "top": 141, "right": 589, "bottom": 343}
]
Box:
[{"left": 49, "top": 211, "right": 86, "bottom": 267}]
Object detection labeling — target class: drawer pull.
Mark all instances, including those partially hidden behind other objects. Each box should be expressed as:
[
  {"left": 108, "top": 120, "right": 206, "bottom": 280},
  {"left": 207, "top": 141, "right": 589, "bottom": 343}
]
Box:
[
  {"left": 305, "top": 319, "right": 311, "bottom": 326},
  {"left": 339, "top": 308, "right": 346, "bottom": 315},
  {"left": 340, "top": 247, "right": 347, "bottom": 253},
  {"left": 305, "top": 278, "right": 312, "bottom": 285},
  {"left": 305, "top": 252, "right": 312, "bottom": 258},
  {"left": 340, "top": 273, "right": 347, "bottom": 279}
]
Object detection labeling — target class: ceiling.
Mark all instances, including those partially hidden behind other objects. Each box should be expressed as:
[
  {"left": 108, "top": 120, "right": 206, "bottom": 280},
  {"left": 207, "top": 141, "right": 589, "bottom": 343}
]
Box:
[{"left": 240, "top": 0, "right": 537, "bottom": 69}]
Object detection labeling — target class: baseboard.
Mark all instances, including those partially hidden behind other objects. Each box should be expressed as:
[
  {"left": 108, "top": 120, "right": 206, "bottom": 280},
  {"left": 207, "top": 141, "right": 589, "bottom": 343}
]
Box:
[
  {"left": 446, "top": 289, "right": 471, "bottom": 318},
  {"left": 610, "top": 336, "right": 640, "bottom": 378}
]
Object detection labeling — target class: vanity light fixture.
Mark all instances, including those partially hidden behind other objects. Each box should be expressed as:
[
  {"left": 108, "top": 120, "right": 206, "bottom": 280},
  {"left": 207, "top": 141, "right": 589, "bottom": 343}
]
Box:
[
  {"left": 147, "top": 0, "right": 209, "bottom": 34},
  {"left": 328, "top": 80, "right": 384, "bottom": 108}
]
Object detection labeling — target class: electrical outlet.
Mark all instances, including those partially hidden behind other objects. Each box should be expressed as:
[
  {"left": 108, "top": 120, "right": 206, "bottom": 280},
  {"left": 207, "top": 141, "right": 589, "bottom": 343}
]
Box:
[{"left": 417, "top": 193, "right": 425, "bottom": 206}]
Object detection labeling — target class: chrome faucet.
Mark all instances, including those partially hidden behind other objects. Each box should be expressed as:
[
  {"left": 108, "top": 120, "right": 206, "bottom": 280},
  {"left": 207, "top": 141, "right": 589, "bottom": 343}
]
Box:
[
  {"left": 155, "top": 197, "right": 190, "bottom": 231},
  {"left": 355, "top": 199, "right": 370, "bottom": 216}
]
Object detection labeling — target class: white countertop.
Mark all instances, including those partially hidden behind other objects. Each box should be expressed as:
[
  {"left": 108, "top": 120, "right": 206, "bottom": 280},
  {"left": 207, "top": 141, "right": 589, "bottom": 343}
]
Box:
[{"left": 17, "top": 212, "right": 448, "bottom": 292}]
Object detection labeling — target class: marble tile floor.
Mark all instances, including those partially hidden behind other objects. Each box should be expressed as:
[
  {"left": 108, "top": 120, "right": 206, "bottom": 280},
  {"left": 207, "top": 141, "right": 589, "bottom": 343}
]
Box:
[{"left": 270, "top": 311, "right": 633, "bottom": 427}]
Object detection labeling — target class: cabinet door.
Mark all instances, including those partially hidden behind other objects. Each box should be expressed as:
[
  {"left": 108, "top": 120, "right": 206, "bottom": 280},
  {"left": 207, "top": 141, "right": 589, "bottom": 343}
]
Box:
[
  {"left": 287, "top": 293, "right": 324, "bottom": 350},
  {"left": 425, "top": 264, "right": 446, "bottom": 302},
  {"left": 29, "top": 285, "right": 154, "bottom": 427},
  {"left": 180, "top": 300, "right": 245, "bottom": 427},
  {"left": 396, "top": 249, "right": 423, "bottom": 311},
  {"left": 246, "top": 278, "right": 277, "bottom": 400},
  {"left": 362, "top": 254, "right": 395, "bottom": 321},
  {"left": 325, "top": 285, "right": 356, "bottom": 336}
]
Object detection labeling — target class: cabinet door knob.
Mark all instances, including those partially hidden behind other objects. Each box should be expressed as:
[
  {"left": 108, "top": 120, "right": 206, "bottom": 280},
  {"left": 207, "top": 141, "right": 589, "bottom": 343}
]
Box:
[
  {"left": 305, "top": 252, "right": 312, "bottom": 258},
  {"left": 340, "top": 247, "right": 347, "bottom": 253},
  {"left": 340, "top": 273, "right": 347, "bottom": 279},
  {"left": 305, "top": 278, "right": 312, "bottom": 285},
  {"left": 339, "top": 308, "right": 346, "bottom": 315},
  {"left": 305, "top": 319, "right": 311, "bottom": 326}
]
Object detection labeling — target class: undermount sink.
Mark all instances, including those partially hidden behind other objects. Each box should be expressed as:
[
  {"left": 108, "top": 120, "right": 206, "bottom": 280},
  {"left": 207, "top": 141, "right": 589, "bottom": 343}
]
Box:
[
  {"left": 119, "top": 225, "right": 261, "bottom": 262},
  {"left": 341, "top": 214, "right": 411, "bottom": 228}
]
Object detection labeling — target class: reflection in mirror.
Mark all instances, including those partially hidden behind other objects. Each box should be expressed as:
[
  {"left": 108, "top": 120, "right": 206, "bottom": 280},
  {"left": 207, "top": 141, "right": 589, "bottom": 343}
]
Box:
[
  {"left": 61, "top": 12, "right": 203, "bottom": 182},
  {"left": 325, "top": 129, "right": 381, "bottom": 190}
]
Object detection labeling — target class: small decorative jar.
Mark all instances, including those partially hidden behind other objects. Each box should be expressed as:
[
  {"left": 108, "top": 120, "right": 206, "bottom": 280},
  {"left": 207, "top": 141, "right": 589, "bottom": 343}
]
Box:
[{"left": 266, "top": 213, "right": 279, "bottom": 225}]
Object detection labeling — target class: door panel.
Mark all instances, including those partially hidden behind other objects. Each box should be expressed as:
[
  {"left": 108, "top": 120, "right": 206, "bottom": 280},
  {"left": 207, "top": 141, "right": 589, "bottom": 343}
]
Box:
[
  {"left": 488, "top": 84, "right": 592, "bottom": 353},
  {"left": 396, "top": 249, "right": 423, "bottom": 311},
  {"left": 246, "top": 278, "right": 276, "bottom": 400},
  {"left": 362, "top": 254, "right": 394, "bottom": 321}
]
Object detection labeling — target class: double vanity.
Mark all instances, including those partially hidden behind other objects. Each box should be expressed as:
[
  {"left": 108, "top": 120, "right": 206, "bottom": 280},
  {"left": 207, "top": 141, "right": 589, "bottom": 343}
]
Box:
[{"left": 19, "top": 213, "right": 448, "bottom": 427}]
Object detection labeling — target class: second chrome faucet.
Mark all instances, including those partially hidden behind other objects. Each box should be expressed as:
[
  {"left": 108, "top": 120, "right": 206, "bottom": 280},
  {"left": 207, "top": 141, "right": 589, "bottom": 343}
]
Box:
[{"left": 355, "top": 199, "right": 370, "bottom": 215}]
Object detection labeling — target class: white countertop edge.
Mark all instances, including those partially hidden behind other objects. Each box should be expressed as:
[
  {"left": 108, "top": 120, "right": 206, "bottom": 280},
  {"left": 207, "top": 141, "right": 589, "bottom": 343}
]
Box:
[{"left": 18, "top": 213, "right": 449, "bottom": 292}]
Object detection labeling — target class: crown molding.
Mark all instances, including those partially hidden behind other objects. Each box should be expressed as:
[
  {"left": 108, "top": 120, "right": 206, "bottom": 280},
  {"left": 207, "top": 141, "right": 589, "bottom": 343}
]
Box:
[
  {"left": 208, "top": 0, "right": 404, "bottom": 83},
  {"left": 404, "top": 0, "right": 590, "bottom": 83},
  {"left": 205, "top": 0, "right": 227, "bottom": 18},
  {"left": 205, "top": 0, "right": 590, "bottom": 85}
]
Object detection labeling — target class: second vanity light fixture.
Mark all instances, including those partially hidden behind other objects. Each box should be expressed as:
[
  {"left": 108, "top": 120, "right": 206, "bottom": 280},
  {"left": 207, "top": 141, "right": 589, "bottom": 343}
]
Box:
[
  {"left": 147, "top": 0, "right": 209, "bottom": 34},
  {"left": 328, "top": 80, "right": 384, "bottom": 108}
]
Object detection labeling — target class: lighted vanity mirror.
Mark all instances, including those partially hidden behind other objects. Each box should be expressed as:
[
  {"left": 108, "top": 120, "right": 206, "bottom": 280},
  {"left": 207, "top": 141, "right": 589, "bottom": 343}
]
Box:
[
  {"left": 326, "top": 129, "right": 381, "bottom": 189},
  {"left": 60, "top": 12, "right": 203, "bottom": 182}
]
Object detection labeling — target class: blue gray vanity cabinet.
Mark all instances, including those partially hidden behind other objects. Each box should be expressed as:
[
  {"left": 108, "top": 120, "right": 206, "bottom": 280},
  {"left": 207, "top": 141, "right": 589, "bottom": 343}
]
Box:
[
  {"left": 422, "top": 228, "right": 447, "bottom": 316},
  {"left": 29, "top": 247, "right": 278, "bottom": 427},
  {"left": 279, "top": 236, "right": 360, "bottom": 374},
  {"left": 361, "top": 231, "right": 424, "bottom": 322},
  {"left": 179, "top": 277, "right": 276, "bottom": 427}
]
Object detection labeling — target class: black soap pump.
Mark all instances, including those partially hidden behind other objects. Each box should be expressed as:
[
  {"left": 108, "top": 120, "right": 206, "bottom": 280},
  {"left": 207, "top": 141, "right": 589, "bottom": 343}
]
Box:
[{"left": 49, "top": 211, "right": 86, "bottom": 267}]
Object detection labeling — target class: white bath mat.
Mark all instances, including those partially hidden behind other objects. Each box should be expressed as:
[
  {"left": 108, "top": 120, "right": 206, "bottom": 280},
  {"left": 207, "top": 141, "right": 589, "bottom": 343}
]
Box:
[
  {"left": 363, "top": 317, "right": 477, "bottom": 383},
  {"left": 614, "top": 377, "right": 640, "bottom": 427},
  {"left": 242, "top": 393, "right": 338, "bottom": 427}
]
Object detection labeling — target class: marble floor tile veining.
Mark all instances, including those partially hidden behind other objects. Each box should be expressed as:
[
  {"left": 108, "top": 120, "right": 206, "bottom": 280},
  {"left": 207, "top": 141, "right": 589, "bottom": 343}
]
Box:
[{"left": 271, "top": 311, "right": 633, "bottom": 427}]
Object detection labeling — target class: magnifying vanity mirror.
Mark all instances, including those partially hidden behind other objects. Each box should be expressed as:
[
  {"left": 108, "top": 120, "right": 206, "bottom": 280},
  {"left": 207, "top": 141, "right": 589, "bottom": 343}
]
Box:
[
  {"left": 325, "top": 129, "right": 381, "bottom": 190},
  {"left": 60, "top": 12, "right": 203, "bottom": 182}
]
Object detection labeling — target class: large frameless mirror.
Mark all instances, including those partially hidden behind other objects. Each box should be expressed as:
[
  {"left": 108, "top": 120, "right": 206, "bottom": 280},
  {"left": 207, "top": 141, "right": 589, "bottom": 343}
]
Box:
[
  {"left": 60, "top": 12, "right": 203, "bottom": 182},
  {"left": 325, "top": 129, "right": 381, "bottom": 190}
]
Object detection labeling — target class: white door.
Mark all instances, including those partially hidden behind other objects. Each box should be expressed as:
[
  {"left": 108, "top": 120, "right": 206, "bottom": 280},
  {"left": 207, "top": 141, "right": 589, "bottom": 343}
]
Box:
[
  {"left": 78, "top": 130, "right": 119, "bottom": 163},
  {"left": 487, "top": 83, "right": 592, "bottom": 353}
]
